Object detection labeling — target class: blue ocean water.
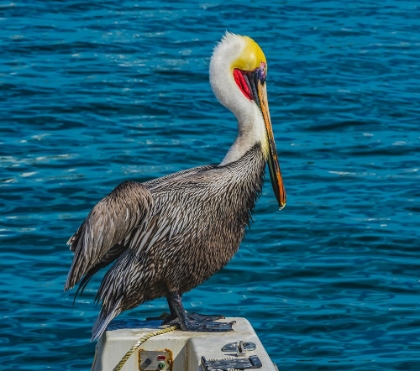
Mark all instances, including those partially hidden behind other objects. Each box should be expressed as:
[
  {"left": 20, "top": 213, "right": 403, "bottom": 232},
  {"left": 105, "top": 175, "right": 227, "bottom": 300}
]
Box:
[{"left": 1, "top": 0, "right": 420, "bottom": 369}]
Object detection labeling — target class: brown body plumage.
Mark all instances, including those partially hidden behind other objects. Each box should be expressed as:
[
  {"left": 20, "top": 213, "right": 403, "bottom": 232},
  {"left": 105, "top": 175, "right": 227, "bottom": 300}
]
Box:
[
  {"left": 66, "top": 145, "right": 265, "bottom": 339},
  {"left": 65, "top": 33, "right": 286, "bottom": 340}
]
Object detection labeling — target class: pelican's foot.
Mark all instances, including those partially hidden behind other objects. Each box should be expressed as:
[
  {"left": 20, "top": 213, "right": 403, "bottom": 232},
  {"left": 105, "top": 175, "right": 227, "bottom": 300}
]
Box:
[
  {"left": 164, "top": 312, "right": 225, "bottom": 326},
  {"left": 166, "top": 292, "right": 234, "bottom": 332},
  {"left": 188, "top": 312, "right": 225, "bottom": 322},
  {"left": 182, "top": 319, "right": 235, "bottom": 332}
]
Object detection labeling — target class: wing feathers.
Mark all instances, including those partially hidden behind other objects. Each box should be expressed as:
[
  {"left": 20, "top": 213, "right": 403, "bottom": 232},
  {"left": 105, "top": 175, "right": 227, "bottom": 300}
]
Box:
[{"left": 64, "top": 181, "right": 153, "bottom": 291}]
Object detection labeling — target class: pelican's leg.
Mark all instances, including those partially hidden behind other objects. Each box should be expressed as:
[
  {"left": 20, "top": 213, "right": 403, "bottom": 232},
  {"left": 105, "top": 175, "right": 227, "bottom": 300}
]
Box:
[
  {"left": 159, "top": 295, "right": 179, "bottom": 325},
  {"left": 146, "top": 297, "right": 178, "bottom": 323},
  {"left": 167, "top": 292, "right": 234, "bottom": 332},
  {"left": 160, "top": 295, "right": 224, "bottom": 325}
]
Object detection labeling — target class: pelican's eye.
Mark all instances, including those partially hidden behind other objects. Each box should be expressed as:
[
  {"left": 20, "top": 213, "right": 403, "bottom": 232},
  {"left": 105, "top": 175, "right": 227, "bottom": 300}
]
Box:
[{"left": 258, "top": 62, "right": 267, "bottom": 84}]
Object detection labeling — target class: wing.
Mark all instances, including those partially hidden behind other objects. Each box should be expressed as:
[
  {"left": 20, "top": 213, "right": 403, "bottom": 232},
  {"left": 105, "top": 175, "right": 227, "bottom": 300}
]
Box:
[{"left": 64, "top": 180, "right": 153, "bottom": 291}]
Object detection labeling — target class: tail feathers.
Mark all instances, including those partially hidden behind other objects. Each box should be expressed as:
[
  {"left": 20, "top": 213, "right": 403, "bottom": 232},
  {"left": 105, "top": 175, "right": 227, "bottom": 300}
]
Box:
[{"left": 91, "top": 301, "right": 122, "bottom": 342}]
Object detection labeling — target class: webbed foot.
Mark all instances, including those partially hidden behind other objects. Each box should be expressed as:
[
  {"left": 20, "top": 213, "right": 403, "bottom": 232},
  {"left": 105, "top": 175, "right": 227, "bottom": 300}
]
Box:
[
  {"left": 188, "top": 312, "right": 225, "bottom": 322},
  {"left": 181, "top": 319, "right": 235, "bottom": 332},
  {"left": 163, "top": 312, "right": 225, "bottom": 326},
  {"left": 166, "top": 292, "right": 234, "bottom": 332}
]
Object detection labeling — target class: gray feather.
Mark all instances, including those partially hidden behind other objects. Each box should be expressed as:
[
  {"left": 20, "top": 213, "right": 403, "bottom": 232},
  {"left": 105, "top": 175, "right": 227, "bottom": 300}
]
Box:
[
  {"left": 64, "top": 181, "right": 153, "bottom": 290},
  {"left": 65, "top": 145, "right": 266, "bottom": 339}
]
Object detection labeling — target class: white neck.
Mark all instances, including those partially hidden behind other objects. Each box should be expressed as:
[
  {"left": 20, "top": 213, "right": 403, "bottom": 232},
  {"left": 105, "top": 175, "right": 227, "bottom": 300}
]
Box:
[{"left": 209, "top": 33, "right": 266, "bottom": 166}]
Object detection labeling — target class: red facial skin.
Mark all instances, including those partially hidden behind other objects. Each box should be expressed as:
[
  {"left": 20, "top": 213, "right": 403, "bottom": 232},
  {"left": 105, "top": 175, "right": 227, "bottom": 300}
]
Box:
[{"left": 233, "top": 69, "right": 253, "bottom": 100}]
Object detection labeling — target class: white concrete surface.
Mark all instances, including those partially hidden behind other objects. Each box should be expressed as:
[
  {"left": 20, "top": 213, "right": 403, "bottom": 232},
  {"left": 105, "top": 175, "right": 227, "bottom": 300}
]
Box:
[{"left": 92, "top": 317, "right": 277, "bottom": 371}]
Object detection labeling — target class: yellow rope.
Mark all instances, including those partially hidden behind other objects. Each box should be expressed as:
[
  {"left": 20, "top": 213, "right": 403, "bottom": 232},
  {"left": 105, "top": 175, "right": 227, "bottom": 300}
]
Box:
[{"left": 113, "top": 325, "right": 178, "bottom": 371}]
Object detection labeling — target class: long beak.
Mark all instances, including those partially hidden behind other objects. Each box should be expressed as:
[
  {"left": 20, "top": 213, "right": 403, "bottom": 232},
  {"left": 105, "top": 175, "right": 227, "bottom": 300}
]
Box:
[{"left": 247, "top": 73, "right": 286, "bottom": 209}]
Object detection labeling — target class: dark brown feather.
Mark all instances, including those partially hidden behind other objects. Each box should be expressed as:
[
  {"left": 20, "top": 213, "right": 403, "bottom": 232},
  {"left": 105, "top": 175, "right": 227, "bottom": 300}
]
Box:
[
  {"left": 90, "top": 144, "right": 265, "bottom": 339},
  {"left": 65, "top": 145, "right": 266, "bottom": 340},
  {"left": 65, "top": 181, "right": 152, "bottom": 290}
]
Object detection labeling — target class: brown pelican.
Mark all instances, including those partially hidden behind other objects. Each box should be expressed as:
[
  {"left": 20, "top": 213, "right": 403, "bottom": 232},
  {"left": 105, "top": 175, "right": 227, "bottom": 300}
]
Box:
[{"left": 65, "top": 32, "right": 286, "bottom": 341}]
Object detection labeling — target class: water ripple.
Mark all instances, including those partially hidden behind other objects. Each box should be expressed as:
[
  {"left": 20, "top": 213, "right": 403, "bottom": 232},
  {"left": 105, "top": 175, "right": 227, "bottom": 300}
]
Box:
[{"left": 1, "top": 1, "right": 420, "bottom": 370}]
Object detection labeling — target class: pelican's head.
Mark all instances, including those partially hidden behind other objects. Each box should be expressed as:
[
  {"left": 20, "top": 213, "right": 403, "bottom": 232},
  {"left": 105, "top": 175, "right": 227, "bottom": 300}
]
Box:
[{"left": 210, "top": 32, "right": 286, "bottom": 209}]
